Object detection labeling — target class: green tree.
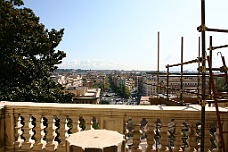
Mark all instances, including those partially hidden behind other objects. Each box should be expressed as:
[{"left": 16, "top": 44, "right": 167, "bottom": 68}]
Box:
[
  {"left": 104, "top": 76, "right": 110, "bottom": 91},
  {"left": 0, "top": 0, "right": 73, "bottom": 102},
  {"left": 109, "top": 76, "right": 117, "bottom": 92},
  {"left": 99, "top": 99, "right": 110, "bottom": 104},
  {"left": 122, "top": 85, "right": 131, "bottom": 99},
  {"left": 215, "top": 77, "right": 227, "bottom": 92},
  {"left": 117, "top": 84, "right": 131, "bottom": 99}
]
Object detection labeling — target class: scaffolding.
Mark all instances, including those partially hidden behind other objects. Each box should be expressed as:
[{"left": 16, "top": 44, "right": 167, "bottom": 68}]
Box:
[{"left": 152, "top": 0, "right": 228, "bottom": 151}]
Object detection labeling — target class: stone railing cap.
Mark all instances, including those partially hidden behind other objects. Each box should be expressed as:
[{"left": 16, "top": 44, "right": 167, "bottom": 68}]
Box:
[{"left": 1, "top": 101, "right": 227, "bottom": 112}]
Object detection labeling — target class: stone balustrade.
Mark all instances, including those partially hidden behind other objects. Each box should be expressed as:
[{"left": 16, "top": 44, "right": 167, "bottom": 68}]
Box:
[
  {"left": 0, "top": 101, "right": 227, "bottom": 152},
  {"left": 0, "top": 103, "right": 4, "bottom": 152}
]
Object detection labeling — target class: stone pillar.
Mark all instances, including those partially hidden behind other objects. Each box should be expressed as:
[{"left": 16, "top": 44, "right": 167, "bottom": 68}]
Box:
[
  {"left": 14, "top": 115, "right": 26, "bottom": 149},
  {"left": 27, "top": 115, "right": 36, "bottom": 149},
  {"left": 138, "top": 118, "right": 148, "bottom": 152},
  {"left": 58, "top": 115, "right": 67, "bottom": 147},
  {"left": 78, "top": 116, "right": 86, "bottom": 132},
  {"left": 52, "top": 115, "right": 61, "bottom": 151},
  {"left": 194, "top": 121, "right": 202, "bottom": 152},
  {"left": 125, "top": 118, "right": 134, "bottom": 152},
  {"left": 152, "top": 119, "right": 162, "bottom": 151},
  {"left": 65, "top": 116, "right": 73, "bottom": 139},
  {"left": 42, "top": 115, "right": 53, "bottom": 151},
  {"left": 180, "top": 121, "right": 190, "bottom": 151},
  {"left": 166, "top": 119, "right": 176, "bottom": 151},
  {"left": 91, "top": 116, "right": 99, "bottom": 130}
]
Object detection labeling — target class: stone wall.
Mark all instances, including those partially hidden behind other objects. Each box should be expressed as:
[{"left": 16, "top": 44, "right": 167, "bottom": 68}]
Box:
[
  {"left": 0, "top": 104, "right": 4, "bottom": 152},
  {"left": 1, "top": 101, "right": 228, "bottom": 152}
]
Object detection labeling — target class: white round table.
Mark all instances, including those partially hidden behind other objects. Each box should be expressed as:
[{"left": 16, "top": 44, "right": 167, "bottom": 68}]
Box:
[{"left": 66, "top": 129, "right": 125, "bottom": 152}]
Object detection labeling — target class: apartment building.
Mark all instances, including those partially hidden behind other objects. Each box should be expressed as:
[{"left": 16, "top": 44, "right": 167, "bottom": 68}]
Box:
[
  {"left": 62, "top": 86, "right": 101, "bottom": 104},
  {"left": 138, "top": 74, "right": 157, "bottom": 96},
  {"left": 52, "top": 74, "right": 83, "bottom": 87},
  {"left": 111, "top": 75, "right": 136, "bottom": 92},
  {"left": 159, "top": 75, "right": 209, "bottom": 98},
  {"left": 82, "top": 73, "right": 106, "bottom": 88}
]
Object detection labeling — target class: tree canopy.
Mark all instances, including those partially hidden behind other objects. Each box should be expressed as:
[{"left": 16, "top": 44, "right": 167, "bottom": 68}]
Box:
[
  {"left": 0, "top": 0, "right": 73, "bottom": 102},
  {"left": 216, "top": 77, "right": 227, "bottom": 92},
  {"left": 117, "top": 85, "right": 131, "bottom": 99}
]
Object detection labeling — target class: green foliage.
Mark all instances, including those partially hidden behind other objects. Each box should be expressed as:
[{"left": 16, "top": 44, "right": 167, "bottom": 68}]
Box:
[
  {"left": 99, "top": 100, "right": 110, "bottom": 104},
  {"left": 215, "top": 77, "right": 227, "bottom": 92},
  {"left": 92, "top": 123, "right": 99, "bottom": 129},
  {"left": 0, "top": 0, "right": 73, "bottom": 102},
  {"left": 109, "top": 76, "right": 130, "bottom": 99},
  {"left": 104, "top": 76, "right": 110, "bottom": 91},
  {"left": 127, "top": 132, "right": 133, "bottom": 137},
  {"left": 109, "top": 76, "right": 118, "bottom": 92},
  {"left": 117, "top": 85, "right": 131, "bottom": 99}
]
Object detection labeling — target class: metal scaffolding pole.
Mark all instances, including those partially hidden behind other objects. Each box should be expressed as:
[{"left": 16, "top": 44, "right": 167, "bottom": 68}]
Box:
[
  {"left": 207, "top": 44, "right": 228, "bottom": 50},
  {"left": 206, "top": 27, "right": 228, "bottom": 33},
  {"left": 166, "top": 58, "right": 199, "bottom": 68},
  {"left": 157, "top": 32, "right": 160, "bottom": 94},
  {"left": 208, "top": 36, "right": 213, "bottom": 101},
  {"left": 197, "top": 26, "right": 228, "bottom": 33},
  {"left": 166, "top": 66, "right": 169, "bottom": 101},
  {"left": 180, "top": 37, "right": 184, "bottom": 105},
  {"left": 198, "top": 37, "right": 201, "bottom": 101},
  {"left": 149, "top": 72, "right": 205, "bottom": 75},
  {"left": 200, "top": 0, "right": 206, "bottom": 151}
]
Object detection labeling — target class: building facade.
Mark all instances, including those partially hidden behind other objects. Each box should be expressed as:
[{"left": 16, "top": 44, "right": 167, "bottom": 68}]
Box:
[{"left": 62, "top": 87, "right": 101, "bottom": 104}]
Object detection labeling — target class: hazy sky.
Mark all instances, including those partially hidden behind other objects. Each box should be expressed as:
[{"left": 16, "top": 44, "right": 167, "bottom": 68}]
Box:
[{"left": 23, "top": 0, "right": 228, "bottom": 71}]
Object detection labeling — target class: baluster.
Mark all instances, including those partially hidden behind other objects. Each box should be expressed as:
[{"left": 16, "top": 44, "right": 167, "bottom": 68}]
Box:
[
  {"left": 193, "top": 121, "right": 201, "bottom": 152},
  {"left": 84, "top": 116, "right": 91, "bottom": 130},
  {"left": 125, "top": 118, "right": 134, "bottom": 152},
  {"left": 179, "top": 120, "right": 190, "bottom": 151},
  {"left": 52, "top": 115, "right": 61, "bottom": 151},
  {"left": 58, "top": 116, "right": 67, "bottom": 147},
  {"left": 138, "top": 118, "right": 148, "bottom": 152},
  {"left": 70, "top": 116, "right": 77, "bottom": 133},
  {"left": 209, "top": 122, "right": 219, "bottom": 152},
  {"left": 65, "top": 116, "right": 73, "bottom": 139},
  {"left": 15, "top": 115, "right": 25, "bottom": 148},
  {"left": 91, "top": 116, "right": 99, "bottom": 130},
  {"left": 27, "top": 115, "right": 36, "bottom": 149},
  {"left": 40, "top": 116, "right": 48, "bottom": 150},
  {"left": 78, "top": 116, "right": 86, "bottom": 131},
  {"left": 152, "top": 118, "right": 162, "bottom": 151},
  {"left": 166, "top": 119, "right": 176, "bottom": 151}
]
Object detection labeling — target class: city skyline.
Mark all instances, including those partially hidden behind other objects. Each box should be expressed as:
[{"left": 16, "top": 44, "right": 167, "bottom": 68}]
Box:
[{"left": 24, "top": 0, "right": 228, "bottom": 71}]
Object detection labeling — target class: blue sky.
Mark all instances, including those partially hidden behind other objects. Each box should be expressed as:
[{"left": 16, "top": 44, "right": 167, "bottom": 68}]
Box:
[{"left": 23, "top": 0, "right": 228, "bottom": 71}]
